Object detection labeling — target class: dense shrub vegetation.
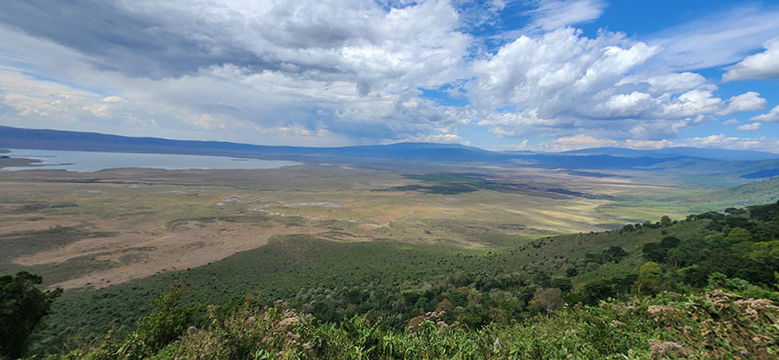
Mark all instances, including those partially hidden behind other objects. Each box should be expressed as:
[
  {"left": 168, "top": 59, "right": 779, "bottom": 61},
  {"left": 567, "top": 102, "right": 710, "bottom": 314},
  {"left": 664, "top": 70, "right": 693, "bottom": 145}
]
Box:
[
  {"left": 4, "top": 201, "right": 779, "bottom": 359},
  {"left": 0, "top": 272, "right": 61, "bottom": 358},
  {"left": 45, "top": 288, "right": 779, "bottom": 359}
]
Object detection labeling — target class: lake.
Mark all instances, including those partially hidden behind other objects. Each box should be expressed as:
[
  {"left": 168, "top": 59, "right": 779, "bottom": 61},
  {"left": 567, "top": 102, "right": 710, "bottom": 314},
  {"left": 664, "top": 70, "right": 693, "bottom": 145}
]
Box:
[{"left": 1, "top": 148, "right": 300, "bottom": 172}]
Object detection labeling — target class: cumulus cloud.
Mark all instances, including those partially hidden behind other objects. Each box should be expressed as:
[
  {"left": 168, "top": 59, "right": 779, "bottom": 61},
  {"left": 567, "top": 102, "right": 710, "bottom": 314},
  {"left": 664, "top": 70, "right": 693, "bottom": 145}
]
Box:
[
  {"left": 471, "top": 28, "right": 657, "bottom": 110},
  {"left": 0, "top": 70, "right": 105, "bottom": 122},
  {"left": 723, "top": 37, "right": 779, "bottom": 81},
  {"left": 719, "top": 92, "right": 766, "bottom": 115},
  {"left": 752, "top": 105, "right": 779, "bottom": 122},
  {"left": 470, "top": 28, "right": 730, "bottom": 140}
]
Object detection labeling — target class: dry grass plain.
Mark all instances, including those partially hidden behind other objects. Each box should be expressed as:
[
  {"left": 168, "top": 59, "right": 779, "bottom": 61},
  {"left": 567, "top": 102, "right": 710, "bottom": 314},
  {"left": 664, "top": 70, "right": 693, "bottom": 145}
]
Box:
[{"left": 0, "top": 162, "right": 686, "bottom": 289}]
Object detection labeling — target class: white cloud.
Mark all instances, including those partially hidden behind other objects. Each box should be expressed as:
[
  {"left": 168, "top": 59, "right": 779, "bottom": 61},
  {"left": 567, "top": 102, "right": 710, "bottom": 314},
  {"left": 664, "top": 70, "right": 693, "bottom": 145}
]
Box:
[
  {"left": 532, "top": 134, "right": 779, "bottom": 153},
  {"left": 603, "top": 92, "right": 652, "bottom": 116},
  {"left": 623, "top": 139, "right": 674, "bottom": 150},
  {"left": 723, "top": 37, "right": 779, "bottom": 81},
  {"left": 681, "top": 134, "right": 763, "bottom": 150},
  {"left": 737, "top": 122, "right": 762, "bottom": 131},
  {"left": 400, "top": 132, "right": 463, "bottom": 143},
  {"left": 102, "top": 96, "right": 123, "bottom": 103},
  {"left": 124, "top": 0, "right": 471, "bottom": 95},
  {"left": 476, "top": 109, "right": 559, "bottom": 138},
  {"left": 751, "top": 105, "right": 779, "bottom": 122},
  {"left": 0, "top": 1, "right": 473, "bottom": 145},
  {"left": 648, "top": 6, "right": 779, "bottom": 71},
  {"left": 661, "top": 88, "right": 722, "bottom": 118},
  {"left": 723, "top": 119, "right": 739, "bottom": 125},
  {"left": 619, "top": 72, "right": 706, "bottom": 94},
  {"left": 486, "top": 140, "right": 536, "bottom": 152},
  {"left": 550, "top": 134, "right": 617, "bottom": 151},
  {"left": 0, "top": 70, "right": 106, "bottom": 121},
  {"left": 719, "top": 91, "right": 766, "bottom": 115},
  {"left": 471, "top": 28, "right": 729, "bottom": 140},
  {"left": 525, "top": 0, "right": 606, "bottom": 31},
  {"left": 471, "top": 28, "right": 658, "bottom": 110}
]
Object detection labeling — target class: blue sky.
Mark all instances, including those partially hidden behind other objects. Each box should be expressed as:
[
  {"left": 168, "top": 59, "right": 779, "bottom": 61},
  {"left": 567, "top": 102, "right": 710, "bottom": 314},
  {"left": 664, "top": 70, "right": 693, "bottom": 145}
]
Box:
[{"left": 0, "top": 0, "right": 778, "bottom": 151}]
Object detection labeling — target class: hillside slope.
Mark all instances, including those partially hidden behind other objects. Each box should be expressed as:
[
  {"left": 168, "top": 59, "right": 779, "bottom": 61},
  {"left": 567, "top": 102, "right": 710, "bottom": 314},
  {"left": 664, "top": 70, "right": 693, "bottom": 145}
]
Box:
[{"left": 22, "top": 201, "right": 779, "bottom": 358}]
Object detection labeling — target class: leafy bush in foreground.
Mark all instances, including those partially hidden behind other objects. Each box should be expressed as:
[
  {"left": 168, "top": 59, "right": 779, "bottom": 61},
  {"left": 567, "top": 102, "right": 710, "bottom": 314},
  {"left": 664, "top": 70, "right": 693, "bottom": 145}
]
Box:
[{"left": 50, "top": 289, "right": 777, "bottom": 360}]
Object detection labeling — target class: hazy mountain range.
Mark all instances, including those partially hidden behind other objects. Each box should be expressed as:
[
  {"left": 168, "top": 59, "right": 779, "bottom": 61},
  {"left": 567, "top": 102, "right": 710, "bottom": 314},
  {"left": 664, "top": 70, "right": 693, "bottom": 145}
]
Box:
[{"left": 2, "top": 126, "right": 779, "bottom": 175}]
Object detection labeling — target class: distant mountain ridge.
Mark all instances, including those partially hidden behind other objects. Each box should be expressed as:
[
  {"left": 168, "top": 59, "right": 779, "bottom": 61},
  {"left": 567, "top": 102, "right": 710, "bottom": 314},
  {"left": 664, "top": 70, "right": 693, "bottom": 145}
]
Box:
[
  {"left": 1, "top": 126, "right": 778, "bottom": 168},
  {"left": 563, "top": 146, "right": 779, "bottom": 161},
  {"left": 0, "top": 126, "right": 505, "bottom": 163}
]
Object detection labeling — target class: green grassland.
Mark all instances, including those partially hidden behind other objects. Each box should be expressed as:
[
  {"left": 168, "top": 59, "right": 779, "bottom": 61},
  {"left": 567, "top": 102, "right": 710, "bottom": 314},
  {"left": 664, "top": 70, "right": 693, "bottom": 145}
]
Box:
[{"left": 597, "top": 177, "right": 779, "bottom": 222}]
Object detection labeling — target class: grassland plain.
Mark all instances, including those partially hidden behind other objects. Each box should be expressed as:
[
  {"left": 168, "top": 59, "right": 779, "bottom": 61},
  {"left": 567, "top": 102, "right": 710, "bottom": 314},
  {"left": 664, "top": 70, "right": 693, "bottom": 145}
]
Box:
[
  {"left": 596, "top": 177, "right": 779, "bottom": 222},
  {"left": 0, "top": 164, "right": 653, "bottom": 290}
]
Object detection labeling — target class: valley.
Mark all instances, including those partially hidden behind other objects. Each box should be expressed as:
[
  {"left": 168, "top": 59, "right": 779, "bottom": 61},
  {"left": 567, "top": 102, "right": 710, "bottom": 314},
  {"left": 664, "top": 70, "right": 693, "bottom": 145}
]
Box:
[
  {"left": 1, "top": 129, "right": 779, "bottom": 357},
  {"left": 0, "top": 163, "right": 630, "bottom": 290}
]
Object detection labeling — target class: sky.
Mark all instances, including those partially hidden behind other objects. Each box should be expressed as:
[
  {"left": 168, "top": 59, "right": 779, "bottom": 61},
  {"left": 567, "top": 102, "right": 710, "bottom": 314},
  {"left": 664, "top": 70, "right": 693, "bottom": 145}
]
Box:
[{"left": 1, "top": 0, "right": 778, "bottom": 152}]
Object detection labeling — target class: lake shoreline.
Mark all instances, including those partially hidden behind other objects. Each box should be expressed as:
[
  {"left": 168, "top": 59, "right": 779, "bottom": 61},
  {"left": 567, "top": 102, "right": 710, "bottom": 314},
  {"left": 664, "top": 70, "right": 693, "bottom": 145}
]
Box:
[{"left": 0, "top": 149, "right": 301, "bottom": 172}]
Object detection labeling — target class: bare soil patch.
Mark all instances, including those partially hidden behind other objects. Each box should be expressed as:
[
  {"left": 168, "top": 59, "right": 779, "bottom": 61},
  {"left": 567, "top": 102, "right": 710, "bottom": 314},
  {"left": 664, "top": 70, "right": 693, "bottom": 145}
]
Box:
[{"left": 14, "top": 218, "right": 329, "bottom": 289}]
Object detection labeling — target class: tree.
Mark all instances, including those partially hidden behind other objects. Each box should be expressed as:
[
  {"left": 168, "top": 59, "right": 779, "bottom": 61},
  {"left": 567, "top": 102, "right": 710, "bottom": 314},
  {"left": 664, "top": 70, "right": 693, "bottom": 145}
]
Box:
[
  {"left": 635, "top": 262, "right": 662, "bottom": 295},
  {"left": 660, "top": 215, "right": 673, "bottom": 226},
  {"left": 603, "top": 246, "right": 628, "bottom": 263},
  {"left": 585, "top": 252, "right": 606, "bottom": 264},
  {"left": 529, "top": 288, "right": 564, "bottom": 313},
  {"left": 744, "top": 240, "right": 779, "bottom": 286},
  {"left": 549, "top": 278, "right": 573, "bottom": 293},
  {"left": 565, "top": 275, "right": 637, "bottom": 305},
  {"left": 0, "top": 272, "right": 61, "bottom": 359},
  {"left": 747, "top": 240, "right": 779, "bottom": 264},
  {"left": 660, "top": 236, "right": 681, "bottom": 248},
  {"left": 725, "top": 227, "right": 752, "bottom": 244},
  {"left": 754, "top": 219, "right": 779, "bottom": 242},
  {"left": 642, "top": 237, "right": 680, "bottom": 263},
  {"left": 642, "top": 243, "right": 667, "bottom": 263},
  {"left": 747, "top": 200, "right": 779, "bottom": 221},
  {"left": 134, "top": 286, "right": 195, "bottom": 351}
]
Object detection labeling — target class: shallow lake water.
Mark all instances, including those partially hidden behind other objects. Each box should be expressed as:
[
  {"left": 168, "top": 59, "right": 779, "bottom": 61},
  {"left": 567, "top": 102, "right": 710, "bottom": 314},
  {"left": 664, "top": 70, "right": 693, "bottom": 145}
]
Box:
[{"left": 1, "top": 148, "right": 300, "bottom": 172}]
